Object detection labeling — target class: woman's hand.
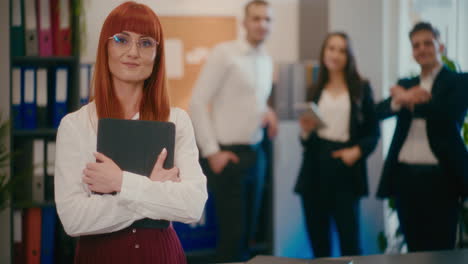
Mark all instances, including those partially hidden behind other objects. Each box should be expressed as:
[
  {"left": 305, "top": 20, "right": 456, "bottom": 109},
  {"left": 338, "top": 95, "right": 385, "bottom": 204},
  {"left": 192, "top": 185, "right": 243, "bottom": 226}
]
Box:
[
  {"left": 150, "top": 148, "right": 181, "bottom": 182},
  {"left": 299, "top": 114, "right": 318, "bottom": 134},
  {"left": 83, "top": 152, "right": 123, "bottom": 193},
  {"left": 331, "top": 145, "right": 362, "bottom": 166}
]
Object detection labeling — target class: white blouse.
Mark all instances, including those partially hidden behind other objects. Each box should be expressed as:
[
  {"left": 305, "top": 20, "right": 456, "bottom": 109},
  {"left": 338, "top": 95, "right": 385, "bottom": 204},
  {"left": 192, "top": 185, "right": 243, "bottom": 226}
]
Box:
[
  {"left": 54, "top": 102, "right": 208, "bottom": 237},
  {"left": 317, "top": 89, "right": 351, "bottom": 142}
]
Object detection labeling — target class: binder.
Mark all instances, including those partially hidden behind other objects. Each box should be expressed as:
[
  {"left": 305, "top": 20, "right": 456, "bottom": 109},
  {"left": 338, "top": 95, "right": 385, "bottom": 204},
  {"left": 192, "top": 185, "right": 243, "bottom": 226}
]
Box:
[
  {"left": 79, "top": 64, "right": 90, "bottom": 106},
  {"left": 36, "top": 68, "right": 48, "bottom": 128},
  {"left": 23, "top": 207, "right": 42, "bottom": 264},
  {"left": 37, "top": 0, "right": 53, "bottom": 56},
  {"left": 291, "top": 63, "right": 306, "bottom": 119},
  {"left": 52, "top": 67, "right": 68, "bottom": 128},
  {"left": 46, "top": 141, "right": 55, "bottom": 175},
  {"left": 23, "top": 67, "right": 37, "bottom": 129},
  {"left": 32, "top": 140, "right": 45, "bottom": 203},
  {"left": 275, "top": 64, "right": 293, "bottom": 120},
  {"left": 13, "top": 140, "right": 34, "bottom": 202},
  {"left": 11, "top": 0, "right": 25, "bottom": 57},
  {"left": 13, "top": 210, "right": 25, "bottom": 264},
  {"left": 45, "top": 141, "right": 56, "bottom": 201},
  {"left": 40, "top": 206, "right": 57, "bottom": 264},
  {"left": 51, "top": 0, "right": 71, "bottom": 56},
  {"left": 90, "top": 64, "right": 95, "bottom": 98},
  {"left": 12, "top": 67, "right": 23, "bottom": 129},
  {"left": 58, "top": 0, "right": 72, "bottom": 55},
  {"left": 24, "top": 0, "right": 39, "bottom": 56},
  {"left": 97, "top": 119, "right": 176, "bottom": 177}
]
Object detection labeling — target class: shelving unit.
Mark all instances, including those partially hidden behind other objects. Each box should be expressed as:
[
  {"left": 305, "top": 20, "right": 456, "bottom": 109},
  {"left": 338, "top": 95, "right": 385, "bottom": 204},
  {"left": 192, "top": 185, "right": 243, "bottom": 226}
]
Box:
[{"left": 8, "top": 0, "right": 81, "bottom": 263}]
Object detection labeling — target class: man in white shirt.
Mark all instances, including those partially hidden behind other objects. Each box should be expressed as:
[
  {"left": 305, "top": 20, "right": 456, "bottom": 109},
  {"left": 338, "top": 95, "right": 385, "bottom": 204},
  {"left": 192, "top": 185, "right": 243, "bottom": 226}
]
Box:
[
  {"left": 190, "top": 0, "right": 277, "bottom": 261},
  {"left": 376, "top": 22, "right": 468, "bottom": 252}
]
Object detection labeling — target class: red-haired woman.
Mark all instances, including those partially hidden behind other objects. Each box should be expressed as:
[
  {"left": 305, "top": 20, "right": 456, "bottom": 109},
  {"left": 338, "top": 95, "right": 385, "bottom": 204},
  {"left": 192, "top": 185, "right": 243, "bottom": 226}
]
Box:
[{"left": 54, "top": 2, "right": 207, "bottom": 263}]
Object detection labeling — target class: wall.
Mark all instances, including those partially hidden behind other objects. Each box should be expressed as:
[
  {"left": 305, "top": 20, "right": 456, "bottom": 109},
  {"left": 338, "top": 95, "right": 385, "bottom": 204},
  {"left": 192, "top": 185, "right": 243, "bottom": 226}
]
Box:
[
  {"left": 81, "top": 0, "right": 299, "bottom": 110},
  {"left": 81, "top": 0, "right": 299, "bottom": 63},
  {"left": 381, "top": 0, "right": 402, "bottom": 253},
  {"left": 329, "top": 0, "right": 386, "bottom": 255},
  {"left": 273, "top": 122, "right": 311, "bottom": 258},
  {"left": 0, "top": 0, "right": 11, "bottom": 262},
  {"left": 299, "top": 0, "right": 328, "bottom": 61}
]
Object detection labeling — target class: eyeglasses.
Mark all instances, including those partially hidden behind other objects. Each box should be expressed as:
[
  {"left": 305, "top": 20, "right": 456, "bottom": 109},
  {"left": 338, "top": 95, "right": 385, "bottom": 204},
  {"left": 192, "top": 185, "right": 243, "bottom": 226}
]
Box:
[{"left": 108, "top": 33, "right": 158, "bottom": 58}]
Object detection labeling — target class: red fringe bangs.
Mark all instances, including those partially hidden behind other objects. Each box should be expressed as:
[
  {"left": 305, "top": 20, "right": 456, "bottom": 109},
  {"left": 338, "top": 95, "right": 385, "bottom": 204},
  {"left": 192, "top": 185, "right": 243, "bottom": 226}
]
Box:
[{"left": 106, "top": 2, "right": 161, "bottom": 40}]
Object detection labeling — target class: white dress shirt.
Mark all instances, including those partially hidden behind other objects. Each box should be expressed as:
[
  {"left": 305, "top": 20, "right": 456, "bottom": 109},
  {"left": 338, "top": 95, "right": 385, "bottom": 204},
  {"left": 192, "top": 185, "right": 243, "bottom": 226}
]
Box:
[
  {"left": 55, "top": 102, "right": 208, "bottom": 237},
  {"left": 190, "top": 39, "right": 273, "bottom": 157},
  {"left": 397, "top": 65, "right": 442, "bottom": 164},
  {"left": 317, "top": 90, "right": 351, "bottom": 142}
]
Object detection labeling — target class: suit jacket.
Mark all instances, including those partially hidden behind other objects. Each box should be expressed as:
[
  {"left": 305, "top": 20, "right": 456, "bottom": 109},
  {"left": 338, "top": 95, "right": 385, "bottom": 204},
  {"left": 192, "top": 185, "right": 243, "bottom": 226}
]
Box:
[
  {"left": 376, "top": 67, "right": 468, "bottom": 198},
  {"left": 294, "top": 82, "right": 380, "bottom": 197}
]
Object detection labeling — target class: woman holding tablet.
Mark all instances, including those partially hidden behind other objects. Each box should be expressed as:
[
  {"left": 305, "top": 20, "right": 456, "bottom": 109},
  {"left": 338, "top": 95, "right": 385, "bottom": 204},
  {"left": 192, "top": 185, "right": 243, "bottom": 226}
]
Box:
[
  {"left": 54, "top": 2, "right": 207, "bottom": 263},
  {"left": 294, "top": 32, "right": 379, "bottom": 257}
]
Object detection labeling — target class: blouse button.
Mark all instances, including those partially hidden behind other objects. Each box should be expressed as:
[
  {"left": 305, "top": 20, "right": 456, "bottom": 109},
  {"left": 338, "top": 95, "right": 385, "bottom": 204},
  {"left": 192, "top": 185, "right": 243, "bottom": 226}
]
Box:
[
  {"left": 132, "top": 228, "right": 136, "bottom": 233},
  {"left": 135, "top": 244, "right": 140, "bottom": 249}
]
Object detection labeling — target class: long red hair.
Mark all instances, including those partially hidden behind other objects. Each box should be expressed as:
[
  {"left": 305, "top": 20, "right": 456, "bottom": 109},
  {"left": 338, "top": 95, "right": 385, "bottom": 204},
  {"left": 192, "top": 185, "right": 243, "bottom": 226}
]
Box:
[{"left": 91, "top": 1, "right": 170, "bottom": 121}]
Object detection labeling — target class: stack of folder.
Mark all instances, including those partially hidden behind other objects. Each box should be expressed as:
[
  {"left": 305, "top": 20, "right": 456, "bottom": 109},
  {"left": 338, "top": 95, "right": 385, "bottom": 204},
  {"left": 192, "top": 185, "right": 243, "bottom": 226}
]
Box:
[
  {"left": 10, "top": 1, "right": 83, "bottom": 263},
  {"left": 14, "top": 206, "right": 60, "bottom": 264},
  {"left": 11, "top": 0, "right": 73, "bottom": 57},
  {"left": 12, "top": 66, "right": 70, "bottom": 130},
  {"left": 13, "top": 138, "right": 56, "bottom": 204},
  {"left": 12, "top": 136, "right": 63, "bottom": 264}
]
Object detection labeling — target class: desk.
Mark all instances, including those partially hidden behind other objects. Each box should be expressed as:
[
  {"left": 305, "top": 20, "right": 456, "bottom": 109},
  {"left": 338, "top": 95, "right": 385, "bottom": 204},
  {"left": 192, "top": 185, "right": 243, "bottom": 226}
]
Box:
[
  {"left": 332, "top": 249, "right": 468, "bottom": 264},
  {"left": 245, "top": 249, "right": 468, "bottom": 264}
]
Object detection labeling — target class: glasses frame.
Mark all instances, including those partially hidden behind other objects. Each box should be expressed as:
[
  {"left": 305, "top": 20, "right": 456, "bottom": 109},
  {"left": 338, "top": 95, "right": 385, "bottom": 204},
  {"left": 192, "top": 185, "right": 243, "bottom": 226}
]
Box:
[{"left": 107, "top": 33, "right": 159, "bottom": 56}]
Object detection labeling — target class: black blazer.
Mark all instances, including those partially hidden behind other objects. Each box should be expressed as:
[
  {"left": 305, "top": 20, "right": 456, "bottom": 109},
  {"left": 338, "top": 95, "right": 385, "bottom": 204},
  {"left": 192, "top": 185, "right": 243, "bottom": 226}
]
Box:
[
  {"left": 376, "top": 67, "right": 468, "bottom": 198},
  {"left": 294, "top": 82, "right": 380, "bottom": 197}
]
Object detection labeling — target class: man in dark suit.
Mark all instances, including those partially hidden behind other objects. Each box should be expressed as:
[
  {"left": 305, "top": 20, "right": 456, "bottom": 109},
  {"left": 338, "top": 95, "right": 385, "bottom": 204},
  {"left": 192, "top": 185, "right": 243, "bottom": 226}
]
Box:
[{"left": 376, "top": 22, "right": 468, "bottom": 252}]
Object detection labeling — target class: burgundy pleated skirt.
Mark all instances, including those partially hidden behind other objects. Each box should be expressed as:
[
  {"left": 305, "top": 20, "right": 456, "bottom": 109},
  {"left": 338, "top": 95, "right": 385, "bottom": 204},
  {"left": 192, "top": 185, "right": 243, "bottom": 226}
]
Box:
[{"left": 74, "top": 226, "right": 186, "bottom": 264}]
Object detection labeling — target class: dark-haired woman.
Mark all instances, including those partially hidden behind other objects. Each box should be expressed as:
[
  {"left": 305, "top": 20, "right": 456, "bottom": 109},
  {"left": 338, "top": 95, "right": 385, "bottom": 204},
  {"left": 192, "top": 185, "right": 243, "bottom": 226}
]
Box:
[{"left": 294, "top": 32, "right": 379, "bottom": 257}]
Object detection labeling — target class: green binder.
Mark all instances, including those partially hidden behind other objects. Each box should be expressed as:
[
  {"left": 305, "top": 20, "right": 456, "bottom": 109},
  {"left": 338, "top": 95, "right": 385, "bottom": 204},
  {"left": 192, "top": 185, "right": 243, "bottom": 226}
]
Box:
[{"left": 11, "top": 0, "right": 25, "bottom": 57}]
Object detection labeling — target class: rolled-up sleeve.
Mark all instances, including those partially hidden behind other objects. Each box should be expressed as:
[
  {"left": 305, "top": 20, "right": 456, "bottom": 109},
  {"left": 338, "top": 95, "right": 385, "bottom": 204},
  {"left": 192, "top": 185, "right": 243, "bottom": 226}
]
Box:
[{"left": 55, "top": 117, "right": 142, "bottom": 237}]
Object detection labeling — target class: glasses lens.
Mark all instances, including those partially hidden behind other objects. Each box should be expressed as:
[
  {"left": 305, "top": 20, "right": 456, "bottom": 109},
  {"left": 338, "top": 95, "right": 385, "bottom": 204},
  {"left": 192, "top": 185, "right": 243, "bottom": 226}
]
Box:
[
  {"left": 138, "top": 37, "right": 157, "bottom": 58},
  {"left": 139, "top": 38, "right": 156, "bottom": 48},
  {"left": 112, "top": 34, "right": 129, "bottom": 46}
]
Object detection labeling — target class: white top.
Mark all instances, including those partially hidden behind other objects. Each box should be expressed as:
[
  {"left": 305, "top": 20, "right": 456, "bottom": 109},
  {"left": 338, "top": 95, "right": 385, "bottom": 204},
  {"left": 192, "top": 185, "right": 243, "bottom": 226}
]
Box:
[
  {"left": 397, "top": 65, "right": 442, "bottom": 164},
  {"left": 54, "top": 102, "right": 208, "bottom": 237},
  {"left": 190, "top": 39, "right": 273, "bottom": 157},
  {"left": 317, "top": 89, "right": 351, "bottom": 142}
]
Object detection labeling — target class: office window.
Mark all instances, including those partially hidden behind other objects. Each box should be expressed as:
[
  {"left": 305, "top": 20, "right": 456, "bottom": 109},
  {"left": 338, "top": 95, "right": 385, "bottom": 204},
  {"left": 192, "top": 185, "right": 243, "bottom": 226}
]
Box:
[{"left": 399, "top": 0, "right": 468, "bottom": 74}]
